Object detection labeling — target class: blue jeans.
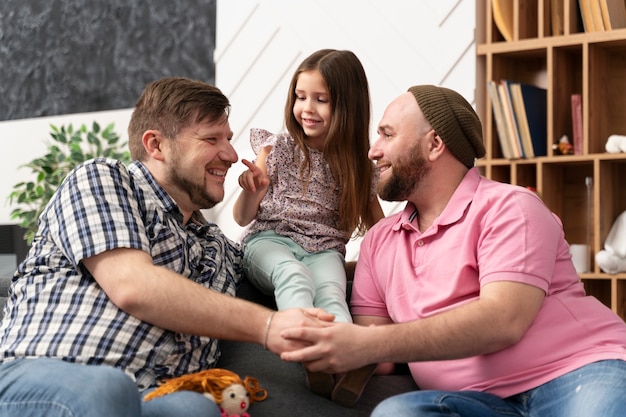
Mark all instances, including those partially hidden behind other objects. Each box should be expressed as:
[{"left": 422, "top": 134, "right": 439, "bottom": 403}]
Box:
[
  {"left": 0, "top": 358, "right": 221, "bottom": 417},
  {"left": 372, "top": 360, "right": 626, "bottom": 417}
]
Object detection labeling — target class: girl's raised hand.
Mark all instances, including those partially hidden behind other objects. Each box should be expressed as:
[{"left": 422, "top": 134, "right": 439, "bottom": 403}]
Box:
[{"left": 238, "top": 158, "right": 270, "bottom": 193}]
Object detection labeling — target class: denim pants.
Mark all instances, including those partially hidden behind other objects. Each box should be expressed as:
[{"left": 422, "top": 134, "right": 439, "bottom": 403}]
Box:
[
  {"left": 372, "top": 360, "right": 626, "bottom": 417},
  {"left": 244, "top": 230, "right": 350, "bottom": 322},
  {"left": 0, "top": 358, "right": 221, "bottom": 417}
]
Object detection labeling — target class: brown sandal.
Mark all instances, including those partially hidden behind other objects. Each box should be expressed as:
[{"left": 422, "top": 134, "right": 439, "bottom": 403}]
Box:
[
  {"left": 305, "top": 368, "right": 335, "bottom": 398},
  {"left": 331, "top": 363, "right": 377, "bottom": 407}
]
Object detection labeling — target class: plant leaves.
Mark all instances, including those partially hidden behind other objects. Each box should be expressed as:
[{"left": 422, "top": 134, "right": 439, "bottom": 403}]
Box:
[{"left": 7, "top": 122, "right": 131, "bottom": 244}]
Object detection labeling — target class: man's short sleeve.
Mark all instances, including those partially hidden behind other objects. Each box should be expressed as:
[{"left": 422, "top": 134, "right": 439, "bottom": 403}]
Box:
[{"left": 45, "top": 159, "right": 149, "bottom": 265}]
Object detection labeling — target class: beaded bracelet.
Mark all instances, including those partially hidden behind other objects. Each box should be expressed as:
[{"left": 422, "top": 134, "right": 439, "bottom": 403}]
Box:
[{"left": 263, "top": 311, "right": 276, "bottom": 351}]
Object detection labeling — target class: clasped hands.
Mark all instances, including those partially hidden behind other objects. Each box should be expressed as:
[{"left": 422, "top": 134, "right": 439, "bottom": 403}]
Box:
[{"left": 266, "top": 308, "right": 373, "bottom": 375}]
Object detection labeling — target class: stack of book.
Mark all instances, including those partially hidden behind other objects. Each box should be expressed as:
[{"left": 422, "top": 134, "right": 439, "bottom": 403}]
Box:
[{"left": 488, "top": 80, "right": 547, "bottom": 160}]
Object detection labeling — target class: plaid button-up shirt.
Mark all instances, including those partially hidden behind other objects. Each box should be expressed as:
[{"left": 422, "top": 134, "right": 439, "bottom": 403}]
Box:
[{"left": 0, "top": 158, "right": 243, "bottom": 389}]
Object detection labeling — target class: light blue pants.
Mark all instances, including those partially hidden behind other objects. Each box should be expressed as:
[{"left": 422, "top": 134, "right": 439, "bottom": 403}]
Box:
[
  {"left": 372, "top": 359, "right": 626, "bottom": 417},
  {"left": 0, "top": 358, "right": 221, "bottom": 417},
  {"left": 243, "top": 230, "right": 351, "bottom": 322}
]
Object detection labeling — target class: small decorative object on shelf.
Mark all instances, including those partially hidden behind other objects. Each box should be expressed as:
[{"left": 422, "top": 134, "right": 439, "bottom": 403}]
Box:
[
  {"left": 596, "top": 211, "right": 626, "bottom": 274},
  {"left": 605, "top": 134, "right": 626, "bottom": 153},
  {"left": 552, "top": 135, "right": 574, "bottom": 155}
]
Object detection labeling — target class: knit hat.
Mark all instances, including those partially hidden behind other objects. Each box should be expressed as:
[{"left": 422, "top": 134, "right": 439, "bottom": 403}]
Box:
[{"left": 408, "top": 85, "right": 485, "bottom": 168}]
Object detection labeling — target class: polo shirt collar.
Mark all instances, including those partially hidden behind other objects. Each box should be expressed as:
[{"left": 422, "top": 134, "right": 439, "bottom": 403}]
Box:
[{"left": 391, "top": 167, "right": 481, "bottom": 232}]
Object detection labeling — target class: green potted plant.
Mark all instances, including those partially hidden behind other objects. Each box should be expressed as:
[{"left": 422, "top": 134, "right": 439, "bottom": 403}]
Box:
[{"left": 8, "top": 122, "right": 131, "bottom": 244}]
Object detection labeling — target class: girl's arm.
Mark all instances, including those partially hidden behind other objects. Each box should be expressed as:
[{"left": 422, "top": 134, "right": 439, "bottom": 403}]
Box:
[{"left": 232, "top": 146, "right": 272, "bottom": 226}]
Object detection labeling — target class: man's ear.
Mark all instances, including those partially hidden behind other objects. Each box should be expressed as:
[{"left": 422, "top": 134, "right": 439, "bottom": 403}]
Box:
[
  {"left": 142, "top": 130, "right": 165, "bottom": 161},
  {"left": 428, "top": 131, "right": 446, "bottom": 161}
]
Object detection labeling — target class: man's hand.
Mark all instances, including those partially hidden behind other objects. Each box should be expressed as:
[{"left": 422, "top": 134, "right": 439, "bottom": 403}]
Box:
[
  {"left": 278, "top": 321, "right": 375, "bottom": 374},
  {"left": 264, "top": 308, "right": 335, "bottom": 354}
]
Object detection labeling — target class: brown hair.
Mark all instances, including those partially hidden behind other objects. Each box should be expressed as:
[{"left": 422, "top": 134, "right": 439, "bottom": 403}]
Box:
[
  {"left": 128, "top": 77, "right": 230, "bottom": 161},
  {"left": 284, "top": 49, "right": 375, "bottom": 236}
]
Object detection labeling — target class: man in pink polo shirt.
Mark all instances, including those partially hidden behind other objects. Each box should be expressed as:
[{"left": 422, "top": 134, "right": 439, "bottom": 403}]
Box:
[{"left": 281, "top": 85, "right": 626, "bottom": 416}]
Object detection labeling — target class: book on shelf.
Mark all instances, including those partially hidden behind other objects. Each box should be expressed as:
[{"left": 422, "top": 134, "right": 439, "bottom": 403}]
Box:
[
  {"left": 571, "top": 93, "right": 584, "bottom": 155},
  {"left": 579, "top": 0, "right": 597, "bottom": 31},
  {"left": 510, "top": 84, "right": 535, "bottom": 158},
  {"left": 591, "top": 0, "right": 607, "bottom": 30},
  {"left": 492, "top": 0, "right": 514, "bottom": 41},
  {"left": 599, "top": 0, "right": 626, "bottom": 30},
  {"left": 487, "top": 80, "right": 514, "bottom": 159},
  {"left": 498, "top": 80, "right": 524, "bottom": 158},
  {"left": 551, "top": 0, "right": 565, "bottom": 35},
  {"left": 511, "top": 83, "right": 548, "bottom": 157}
]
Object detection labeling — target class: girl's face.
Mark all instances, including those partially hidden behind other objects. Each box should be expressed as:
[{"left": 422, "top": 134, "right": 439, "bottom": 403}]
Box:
[{"left": 293, "top": 70, "right": 332, "bottom": 149}]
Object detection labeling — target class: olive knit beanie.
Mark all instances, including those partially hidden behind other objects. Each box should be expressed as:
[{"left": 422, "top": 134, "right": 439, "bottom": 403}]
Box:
[{"left": 408, "top": 85, "right": 486, "bottom": 168}]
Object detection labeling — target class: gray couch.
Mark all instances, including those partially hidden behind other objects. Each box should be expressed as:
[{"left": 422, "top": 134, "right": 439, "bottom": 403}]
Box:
[{"left": 0, "top": 270, "right": 418, "bottom": 417}]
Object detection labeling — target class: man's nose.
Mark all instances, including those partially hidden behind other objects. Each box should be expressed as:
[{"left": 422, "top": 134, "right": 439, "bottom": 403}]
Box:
[
  {"left": 368, "top": 139, "right": 382, "bottom": 160},
  {"left": 220, "top": 142, "right": 238, "bottom": 163}
]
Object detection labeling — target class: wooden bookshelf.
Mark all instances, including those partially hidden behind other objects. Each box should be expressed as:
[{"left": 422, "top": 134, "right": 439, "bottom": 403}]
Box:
[{"left": 476, "top": 0, "right": 626, "bottom": 320}]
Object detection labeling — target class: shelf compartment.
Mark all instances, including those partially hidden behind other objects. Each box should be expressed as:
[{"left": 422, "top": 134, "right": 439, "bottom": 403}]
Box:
[
  {"left": 588, "top": 42, "right": 626, "bottom": 154},
  {"left": 561, "top": 0, "right": 585, "bottom": 36},
  {"left": 513, "top": 160, "right": 538, "bottom": 189},
  {"left": 490, "top": 164, "right": 512, "bottom": 184},
  {"left": 581, "top": 277, "right": 613, "bottom": 311},
  {"left": 491, "top": 48, "right": 548, "bottom": 87},
  {"left": 551, "top": 44, "right": 583, "bottom": 155},
  {"left": 598, "top": 159, "right": 626, "bottom": 249},
  {"left": 583, "top": 276, "right": 626, "bottom": 318},
  {"left": 491, "top": 0, "right": 542, "bottom": 43},
  {"left": 540, "top": 160, "right": 594, "bottom": 251},
  {"left": 518, "top": 0, "right": 540, "bottom": 40}
]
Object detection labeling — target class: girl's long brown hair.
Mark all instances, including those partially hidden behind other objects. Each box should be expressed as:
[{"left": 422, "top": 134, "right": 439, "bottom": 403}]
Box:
[{"left": 284, "top": 49, "right": 375, "bottom": 236}]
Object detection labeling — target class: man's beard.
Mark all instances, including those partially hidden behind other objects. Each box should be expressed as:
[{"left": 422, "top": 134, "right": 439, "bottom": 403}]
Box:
[
  {"left": 169, "top": 169, "right": 222, "bottom": 209},
  {"left": 378, "top": 143, "right": 430, "bottom": 202},
  {"left": 167, "top": 141, "right": 224, "bottom": 210}
]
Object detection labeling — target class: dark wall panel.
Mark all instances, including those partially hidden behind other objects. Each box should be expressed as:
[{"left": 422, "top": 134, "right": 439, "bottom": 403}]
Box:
[{"left": 0, "top": 0, "right": 216, "bottom": 121}]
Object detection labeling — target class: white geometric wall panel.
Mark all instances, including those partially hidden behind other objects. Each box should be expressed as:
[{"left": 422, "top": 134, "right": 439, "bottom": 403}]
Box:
[{"left": 213, "top": 0, "right": 476, "bottom": 259}]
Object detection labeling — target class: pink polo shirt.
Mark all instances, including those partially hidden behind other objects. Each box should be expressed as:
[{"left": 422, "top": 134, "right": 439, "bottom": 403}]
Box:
[{"left": 351, "top": 168, "right": 626, "bottom": 398}]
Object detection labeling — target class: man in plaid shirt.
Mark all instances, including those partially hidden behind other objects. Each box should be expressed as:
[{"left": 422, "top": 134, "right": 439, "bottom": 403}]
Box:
[{"left": 0, "top": 77, "right": 329, "bottom": 417}]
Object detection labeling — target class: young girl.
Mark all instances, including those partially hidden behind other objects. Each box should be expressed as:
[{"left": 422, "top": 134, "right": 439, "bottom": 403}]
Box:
[{"left": 233, "top": 49, "right": 384, "bottom": 405}]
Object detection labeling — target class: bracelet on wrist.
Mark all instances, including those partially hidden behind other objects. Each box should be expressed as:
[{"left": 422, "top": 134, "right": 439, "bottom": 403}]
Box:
[{"left": 263, "top": 311, "right": 276, "bottom": 351}]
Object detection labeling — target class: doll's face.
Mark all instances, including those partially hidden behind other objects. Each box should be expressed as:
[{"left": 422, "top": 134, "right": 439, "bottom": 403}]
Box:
[{"left": 220, "top": 383, "right": 250, "bottom": 415}]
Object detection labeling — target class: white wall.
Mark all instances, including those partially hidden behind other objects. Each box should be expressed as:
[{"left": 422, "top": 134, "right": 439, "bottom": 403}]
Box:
[{"left": 0, "top": 0, "right": 476, "bottom": 260}]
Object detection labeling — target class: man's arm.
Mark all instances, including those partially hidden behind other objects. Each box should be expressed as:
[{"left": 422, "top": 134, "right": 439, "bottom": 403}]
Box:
[
  {"left": 353, "top": 315, "right": 396, "bottom": 374},
  {"left": 81, "top": 247, "right": 332, "bottom": 353},
  {"left": 281, "top": 280, "right": 544, "bottom": 373}
]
